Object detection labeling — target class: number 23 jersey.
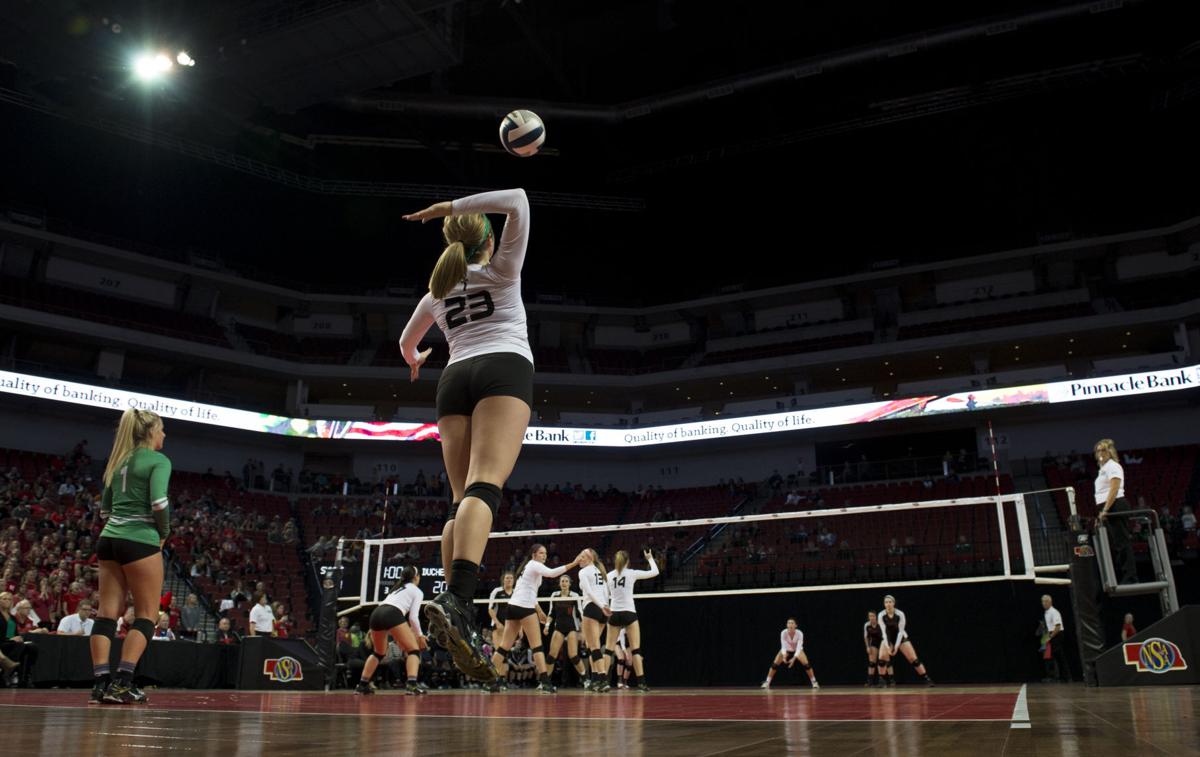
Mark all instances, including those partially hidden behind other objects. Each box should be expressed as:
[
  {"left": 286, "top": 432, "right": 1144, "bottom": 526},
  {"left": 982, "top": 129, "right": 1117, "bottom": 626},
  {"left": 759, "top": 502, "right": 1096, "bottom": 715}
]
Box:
[{"left": 407, "top": 188, "right": 533, "bottom": 368}]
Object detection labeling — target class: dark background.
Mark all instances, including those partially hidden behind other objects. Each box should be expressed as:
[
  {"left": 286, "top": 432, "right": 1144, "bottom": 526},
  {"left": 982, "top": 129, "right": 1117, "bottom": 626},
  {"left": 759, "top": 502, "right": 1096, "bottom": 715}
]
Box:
[{"left": 2, "top": 0, "right": 1199, "bottom": 303}]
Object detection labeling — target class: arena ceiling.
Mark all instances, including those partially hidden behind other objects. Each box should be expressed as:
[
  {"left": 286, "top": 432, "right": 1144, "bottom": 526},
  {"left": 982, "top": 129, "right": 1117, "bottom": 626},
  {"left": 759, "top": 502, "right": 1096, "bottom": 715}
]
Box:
[{"left": 1, "top": 0, "right": 1198, "bottom": 303}]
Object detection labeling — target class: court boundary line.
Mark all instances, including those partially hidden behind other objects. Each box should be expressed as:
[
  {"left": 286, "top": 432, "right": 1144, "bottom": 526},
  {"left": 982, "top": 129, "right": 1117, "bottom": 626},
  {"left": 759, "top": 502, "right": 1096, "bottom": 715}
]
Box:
[
  {"left": 1010, "top": 683, "right": 1031, "bottom": 729},
  {"left": 0, "top": 699, "right": 1023, "bottom": 724}
]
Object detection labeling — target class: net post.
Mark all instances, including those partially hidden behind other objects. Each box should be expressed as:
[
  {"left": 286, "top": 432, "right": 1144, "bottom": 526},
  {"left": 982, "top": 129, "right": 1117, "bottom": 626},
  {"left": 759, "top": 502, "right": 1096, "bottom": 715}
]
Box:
[
  {"left": 1013, "top": 492, "right": 1035, "bottom": 579},
  {"left": 995, "top": 495, "right": 1012, "bottom": 577},
  {"left": 372, "top": 539, "right": 384, "bottom": 604},
  {"left": 358, "top": 539, "right": 370, "bottom": 608}
]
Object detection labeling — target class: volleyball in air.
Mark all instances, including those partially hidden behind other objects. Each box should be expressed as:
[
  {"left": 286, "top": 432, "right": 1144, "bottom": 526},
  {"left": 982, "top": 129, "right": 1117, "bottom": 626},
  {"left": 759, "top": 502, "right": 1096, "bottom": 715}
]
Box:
[{"left": 499, "top": 109, "right": 546, "bottom": 157}]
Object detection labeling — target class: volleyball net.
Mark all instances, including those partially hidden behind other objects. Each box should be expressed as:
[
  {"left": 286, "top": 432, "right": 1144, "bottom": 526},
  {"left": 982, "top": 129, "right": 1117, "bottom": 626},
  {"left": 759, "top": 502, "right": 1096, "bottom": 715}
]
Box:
[{"left": 334, "top": 487, "right": 1076, "bottom": 614}]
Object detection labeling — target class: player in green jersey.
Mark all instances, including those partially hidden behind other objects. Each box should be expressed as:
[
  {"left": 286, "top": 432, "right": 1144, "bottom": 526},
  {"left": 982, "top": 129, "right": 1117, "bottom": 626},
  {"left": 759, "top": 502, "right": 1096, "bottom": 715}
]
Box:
[{"left": 89, "top": 409, "right": 171, "bottom": 705}]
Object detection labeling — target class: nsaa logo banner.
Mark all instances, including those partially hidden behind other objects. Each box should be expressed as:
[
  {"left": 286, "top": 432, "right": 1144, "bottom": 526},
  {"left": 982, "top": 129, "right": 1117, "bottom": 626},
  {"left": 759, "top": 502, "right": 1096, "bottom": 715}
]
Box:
[
  {"left": 1123, "top": 638, "right": 1188, "bottom": 674},
  {"left": 263, "top": 656, "right": 304, "bottom": 682}
]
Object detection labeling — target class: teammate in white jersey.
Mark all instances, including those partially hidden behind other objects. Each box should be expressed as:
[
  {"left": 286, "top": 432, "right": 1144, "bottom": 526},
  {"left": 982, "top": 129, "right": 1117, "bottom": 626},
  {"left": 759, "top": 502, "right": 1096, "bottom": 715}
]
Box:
[
  {"left": 877, "top": 594, "right": 933, "bottom": 686},
  {"left": 544, "top": 575, "right": 589, "bottom": 688},
  {"left": 760, "top": 618, "right": 819, "bottom": 689},
  {"left": 401, "top": 188, "right": 534, "bottom": 682},
  {"left": 357, "top": 566, "right": 428, "bottom": 696},
  {"left": 577, "top": 549, "right": 612, "bottom": 692},
  {"left": 488, "top": 544, "right": 585, "bottom": 694},
  {"left": 605, "top": 549, "right": 659, "bottom": 692}
]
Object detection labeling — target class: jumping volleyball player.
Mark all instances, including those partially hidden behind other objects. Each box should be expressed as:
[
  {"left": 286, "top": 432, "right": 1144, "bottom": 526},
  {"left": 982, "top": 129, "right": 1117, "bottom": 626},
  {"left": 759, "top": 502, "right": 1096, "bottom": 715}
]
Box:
[
  {"left": 761, "top": 618, "right": 819, "bottom": 689},
  {"left": 90, "top": 409, "right": 171, "bottom": 704},
  {"left": 878, "top": 595, "right": 934, "bottom": 686},
  {"left": 356, "top": 566, "right": 428, "bottom": 696},
  {"left": 401, "top": 188, "right": 534, "bottom": 681}
]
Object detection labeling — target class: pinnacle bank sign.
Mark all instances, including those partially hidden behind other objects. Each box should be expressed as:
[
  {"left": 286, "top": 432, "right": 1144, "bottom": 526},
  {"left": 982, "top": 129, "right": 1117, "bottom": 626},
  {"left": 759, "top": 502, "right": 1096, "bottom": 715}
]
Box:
[
  {"left": 1, "top": 364, "right": 1197, "bottom": 448},
  {"left": 1050, "top": 369, "right": 1195, "bottom": 402}
]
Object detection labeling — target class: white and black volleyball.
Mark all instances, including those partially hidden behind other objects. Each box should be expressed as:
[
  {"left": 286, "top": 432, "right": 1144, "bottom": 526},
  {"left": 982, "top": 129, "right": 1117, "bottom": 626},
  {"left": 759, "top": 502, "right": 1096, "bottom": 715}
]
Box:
[{"left": 499, "top": 109, "right": 546, "bottom": 158}]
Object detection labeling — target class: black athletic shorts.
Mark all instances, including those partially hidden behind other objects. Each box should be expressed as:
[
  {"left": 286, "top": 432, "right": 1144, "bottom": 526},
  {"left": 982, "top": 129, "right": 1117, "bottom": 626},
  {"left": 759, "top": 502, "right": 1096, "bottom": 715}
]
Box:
[
  {"left": 506, "top": 603, "right": 537, "bottom": 621},
  {"left": 369, "top": 604, "right": 407, "bottom": 632},
  {"left": 608, "top": 610, "right": 638, "bottom": 627},
  {"left": 582, "top": 603, "right": 607, "bottom": 624},
  {"left": 436, "top": 352, "right": 533, "bottom": 419},
  {"left": 551, "top": 617, "right": 578, "bottom": 636},
  {"left": 96, "top": 536, "right": 160, "bottom": 565}
]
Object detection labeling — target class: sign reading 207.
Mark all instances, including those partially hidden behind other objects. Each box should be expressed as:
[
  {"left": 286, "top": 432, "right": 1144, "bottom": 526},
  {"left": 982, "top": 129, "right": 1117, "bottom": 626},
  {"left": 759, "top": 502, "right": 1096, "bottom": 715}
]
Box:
[{"left": 445, "top": 291, "right": 495, "bottom": 330}]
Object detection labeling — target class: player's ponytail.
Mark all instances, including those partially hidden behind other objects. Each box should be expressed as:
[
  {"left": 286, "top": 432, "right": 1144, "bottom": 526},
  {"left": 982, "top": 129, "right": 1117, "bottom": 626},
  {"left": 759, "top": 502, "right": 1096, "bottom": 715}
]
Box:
[
  {"left": 430, "top": 213, "right": 489, "bottom": 299},
  {"left": 614, "top": 550, "right": 629, "bottom": 575},
  {"left": 589, "top": 549, "right": 607, "bottom": 579},
  {"left": 103, "top": 409, "right": 162, "bottom": 488}
]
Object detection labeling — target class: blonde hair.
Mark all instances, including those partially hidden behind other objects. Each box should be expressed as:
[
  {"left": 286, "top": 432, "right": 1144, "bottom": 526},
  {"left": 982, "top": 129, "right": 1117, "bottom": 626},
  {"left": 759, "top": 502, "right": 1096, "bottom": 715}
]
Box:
[
  {"left": 589, "top": 549, "right": 607, "bottom": 579},
  {"left": 614, "top": 550, "right": 629, "bottom": 574},
  {"left": 1094, "top": 438, "right": 1118, "bottom": 461},
  {"left": 103, "top": 409, "right": 162, "bottom": 488},
  {"left": 430, "top": 214, "right": 489, "bottom": 299}
]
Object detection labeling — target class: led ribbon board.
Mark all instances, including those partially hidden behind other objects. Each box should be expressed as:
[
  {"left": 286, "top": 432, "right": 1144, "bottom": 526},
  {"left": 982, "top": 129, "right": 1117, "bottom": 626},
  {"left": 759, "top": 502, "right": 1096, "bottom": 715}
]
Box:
[{"left": 0, "top": 365, "right": 1196, "bottom": 447}]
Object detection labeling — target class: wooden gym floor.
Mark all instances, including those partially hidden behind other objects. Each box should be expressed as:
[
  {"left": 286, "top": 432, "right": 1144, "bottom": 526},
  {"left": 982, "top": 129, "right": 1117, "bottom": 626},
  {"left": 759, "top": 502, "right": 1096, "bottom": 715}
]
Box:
[{"left": 1, "top": 684, "right": 1196, "bottom": 756}]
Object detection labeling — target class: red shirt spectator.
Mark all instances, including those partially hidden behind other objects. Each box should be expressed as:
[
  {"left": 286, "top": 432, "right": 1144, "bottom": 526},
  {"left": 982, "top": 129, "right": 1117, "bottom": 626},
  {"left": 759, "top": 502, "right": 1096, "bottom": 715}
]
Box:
[{"left": 63, "top": 589, "right": 87, "bottom": 616}]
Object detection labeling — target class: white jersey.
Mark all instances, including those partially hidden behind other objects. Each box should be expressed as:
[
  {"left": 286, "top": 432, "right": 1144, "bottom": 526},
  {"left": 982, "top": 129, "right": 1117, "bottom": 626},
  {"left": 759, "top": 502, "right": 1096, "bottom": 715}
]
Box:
[
  {"left": 607, "top": 556, "right": 659, "bottom": 613},
  {"left": 382, "top": 583, "right": 424, "bottom": 638},
  {"left": 511, "top": 559, "right": 570, "bottom": 610},
  {"left": 579, "top": 564, "right": 610, "bottom": 609},
  {"left": 780, "top": 628, "right": 803, "bottom": 655},
  {"left": 399, "top": 188, "right": 533, "bottom": 368},
  {"left": 1094, "top": 459, "right": 1125, "bottom": 507}
]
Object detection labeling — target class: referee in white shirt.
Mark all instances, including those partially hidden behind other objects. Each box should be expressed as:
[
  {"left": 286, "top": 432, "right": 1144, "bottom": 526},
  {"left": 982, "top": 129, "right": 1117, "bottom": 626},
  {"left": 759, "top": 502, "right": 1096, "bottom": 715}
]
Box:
[
  {"left": 57, "top": 601, "right": 95, "bottom": 636},
  {"left": 1040, "top": 595, "right": 1068, "bottom": 683},
  {"left": 248, "top": 594, "right": 275, "bottom": 637},
  {"left": 1093, "top": 438, "right": 1136, "bottom": 584}
]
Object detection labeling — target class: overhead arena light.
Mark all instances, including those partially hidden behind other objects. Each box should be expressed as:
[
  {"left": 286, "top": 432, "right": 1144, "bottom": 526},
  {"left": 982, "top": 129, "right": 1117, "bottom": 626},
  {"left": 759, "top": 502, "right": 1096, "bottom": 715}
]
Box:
[
  {"left": 176, "top": 51, "right": 195, "bottom": 67},
  {"left": 133, "top": 52, "right": 173, "bottom": 81}
]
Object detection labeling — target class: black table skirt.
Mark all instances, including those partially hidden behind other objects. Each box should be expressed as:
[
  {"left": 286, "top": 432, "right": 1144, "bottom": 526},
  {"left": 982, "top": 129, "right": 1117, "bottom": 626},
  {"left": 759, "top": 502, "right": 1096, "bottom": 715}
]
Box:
[{"left": 27, "top": 635, "right": 239, "bottom": 688}]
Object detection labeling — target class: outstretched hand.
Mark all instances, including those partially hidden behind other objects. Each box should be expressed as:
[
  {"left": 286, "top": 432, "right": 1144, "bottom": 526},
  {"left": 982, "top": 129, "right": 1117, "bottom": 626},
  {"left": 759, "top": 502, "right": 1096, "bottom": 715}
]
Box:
[
  {"left": 410, "top": 348, "right": 432, "bottom": 383},
  {"left": 402, "top": 201, "right": 453, "bottom": 224}
]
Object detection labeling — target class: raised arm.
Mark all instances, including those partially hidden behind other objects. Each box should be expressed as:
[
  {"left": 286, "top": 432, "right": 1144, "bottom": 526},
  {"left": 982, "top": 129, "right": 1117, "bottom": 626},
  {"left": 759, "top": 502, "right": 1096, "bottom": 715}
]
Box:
[
  {"left": 451, "top": 188, "right": 529, "bottom": 280},
  {"left": 399, "top": 292, "right": 436, "bottom": 364},
  {"left": 632, "top": 555, "right": 660, "bottom": 580}
]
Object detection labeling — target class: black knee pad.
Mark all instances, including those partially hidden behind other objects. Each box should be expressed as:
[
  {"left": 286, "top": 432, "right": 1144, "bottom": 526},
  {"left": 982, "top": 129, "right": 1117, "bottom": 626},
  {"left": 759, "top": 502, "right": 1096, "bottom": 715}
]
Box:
[
  {"left": 910, "top": 658, "right": 922, "bottom": 668},
  {"left": 802, "top": 662, "right": 812, "bottom": 671},
  {"left": 867, "top": 657, "right": 877, "bottom": 667},
  {"left": 604, "top": 649, "right": 615, "bottom": 657},
  {"left": 591, "top": 649, "right": 604, "bottom": 662},
  {"left": 373, "top": 651, "right": 387, "bottom": 661},
  {"left": 463, "top": 482, "right": 502, "bottom": 517},
  {"left": 631, "top": 648, "right": 642, "bottom": 657},
  {"left": 570, "top": 654, "right": 582, "bottom": 664},
  {"left": 92, "top": 616, "right": 117, "bottom": 640},
  {"left": 772, "top": 663, "right": 782, "bottom": 672},
  {"left": 131, "top": 617, "right": 156, "bottom": 641},
  {"left": 530, "top": 646, "right": 544, "bottom": 657},
  {"left": 497, "top": 647, "right": 510, "bottom": 658}
]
